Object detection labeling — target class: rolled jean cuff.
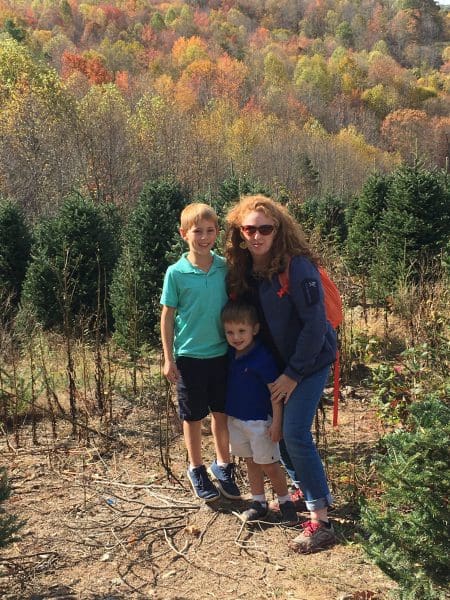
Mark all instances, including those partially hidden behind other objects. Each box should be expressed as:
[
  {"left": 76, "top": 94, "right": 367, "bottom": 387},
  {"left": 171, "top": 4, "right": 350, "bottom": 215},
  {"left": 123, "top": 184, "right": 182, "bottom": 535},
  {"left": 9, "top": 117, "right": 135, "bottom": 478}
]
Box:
[{"left": 305, "top": 493, "right": 333, "bottom": 512}]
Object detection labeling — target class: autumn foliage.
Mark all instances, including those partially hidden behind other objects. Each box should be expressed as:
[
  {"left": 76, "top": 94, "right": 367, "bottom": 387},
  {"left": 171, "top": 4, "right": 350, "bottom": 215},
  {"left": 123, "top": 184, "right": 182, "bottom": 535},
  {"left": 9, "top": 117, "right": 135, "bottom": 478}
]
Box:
[{"left": 0, "top": 0, "right": 447, "bottom": 212}]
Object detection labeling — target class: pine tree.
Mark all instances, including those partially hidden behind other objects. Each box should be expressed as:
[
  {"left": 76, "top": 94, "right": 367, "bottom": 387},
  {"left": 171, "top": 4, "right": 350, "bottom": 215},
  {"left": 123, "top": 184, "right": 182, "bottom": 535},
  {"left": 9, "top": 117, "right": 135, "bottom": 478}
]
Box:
[
  {"left": 361, "top": 399, "right": 450, "bottom": 599},
  {"left": 217, "top": 174, "right": 268, "bottom": 219},
  {"left": 22, "top": 195, "right": 120, "bottom": 331},
  {"left": 372, "top": 164, "right": 450, "bottom": 298},
  {"left": 0, "top": 467, "right": 23, "bottom": 549},
  {"left": 345, "top": 172, "right": 391, "bottom": 277},
  {"left": 297, "top": 153, "right": 320, "bottom": 200},
  {"left": 294, "top": 193, "right": 348, "bottom": 245},
  {"left": 111, "top": 177, "right": 186, "bottom": 350},
  {"left": 0, "top": 198, "right": 31, "bottom": 319}
]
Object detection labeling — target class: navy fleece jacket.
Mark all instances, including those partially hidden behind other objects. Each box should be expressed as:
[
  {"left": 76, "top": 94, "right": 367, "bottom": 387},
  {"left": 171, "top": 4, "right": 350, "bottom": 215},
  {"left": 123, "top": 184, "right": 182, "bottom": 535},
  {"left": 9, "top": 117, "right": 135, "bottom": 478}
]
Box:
[{"left": 257, "top": 255, "right": 337, "bottom": 382}]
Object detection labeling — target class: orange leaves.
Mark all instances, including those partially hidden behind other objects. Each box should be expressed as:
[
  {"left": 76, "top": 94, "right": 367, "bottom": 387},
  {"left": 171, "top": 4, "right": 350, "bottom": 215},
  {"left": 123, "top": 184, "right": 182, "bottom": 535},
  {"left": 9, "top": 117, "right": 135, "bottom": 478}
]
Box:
[
  {"left": 175, "top": 58, "right": 214, "bottom": 111},
  {"left": 62, "top": 51, "right": 113, "bottom": 85},
  {"left": 214, "top": 53, "right": 248, "bottom": 102},
  {"left": 380, "top": 108, "right": 446, "bottom": 165},
  {"left": 172, "top": 51, "right": 248, "bottom": 111},
  {"left": 367, "top": 53, "right": 407, "bottom": 90},
  {"left": 115, "top": 71, "right": 129, "bottom": 92},
  {"left": 381, "top": 108, "right": 428, "bottom": 152}
]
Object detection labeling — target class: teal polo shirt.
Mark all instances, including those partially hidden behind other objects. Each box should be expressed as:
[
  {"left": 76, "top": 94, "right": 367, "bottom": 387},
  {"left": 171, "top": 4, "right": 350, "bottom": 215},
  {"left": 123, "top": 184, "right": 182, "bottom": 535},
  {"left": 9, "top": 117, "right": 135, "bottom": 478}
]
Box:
[{"left": 160, "top": 252, "right": 228, "bottom": 359}]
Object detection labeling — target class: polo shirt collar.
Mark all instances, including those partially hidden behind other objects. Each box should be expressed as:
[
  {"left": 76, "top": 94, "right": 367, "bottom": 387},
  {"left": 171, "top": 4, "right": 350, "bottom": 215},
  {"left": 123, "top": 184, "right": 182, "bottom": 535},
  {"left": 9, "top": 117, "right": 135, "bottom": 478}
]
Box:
[{"left": 177, "top": 252, "right": 224, "bottom": 274}]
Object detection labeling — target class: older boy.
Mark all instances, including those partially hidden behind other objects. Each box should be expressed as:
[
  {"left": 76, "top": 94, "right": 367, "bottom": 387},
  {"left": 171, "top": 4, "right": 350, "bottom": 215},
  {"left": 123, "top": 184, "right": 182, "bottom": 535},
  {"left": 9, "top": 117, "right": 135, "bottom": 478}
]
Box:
[{"left": 160, "top": 203, "right": 240, "bottom": 502}]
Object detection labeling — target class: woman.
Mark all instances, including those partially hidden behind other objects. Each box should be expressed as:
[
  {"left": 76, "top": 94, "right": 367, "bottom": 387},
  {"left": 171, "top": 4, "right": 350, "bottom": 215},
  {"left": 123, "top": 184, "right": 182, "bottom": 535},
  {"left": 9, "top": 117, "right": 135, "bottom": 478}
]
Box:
[{"left": 225, "top": 195, "right": 337, "bottom": 554}]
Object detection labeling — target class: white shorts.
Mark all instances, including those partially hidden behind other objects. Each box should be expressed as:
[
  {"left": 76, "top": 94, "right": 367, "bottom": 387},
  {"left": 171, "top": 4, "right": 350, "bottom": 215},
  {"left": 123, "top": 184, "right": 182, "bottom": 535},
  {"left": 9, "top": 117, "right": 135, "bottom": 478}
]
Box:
[{"left": 228, "top": 415, "right": 281, "bottom": 465}]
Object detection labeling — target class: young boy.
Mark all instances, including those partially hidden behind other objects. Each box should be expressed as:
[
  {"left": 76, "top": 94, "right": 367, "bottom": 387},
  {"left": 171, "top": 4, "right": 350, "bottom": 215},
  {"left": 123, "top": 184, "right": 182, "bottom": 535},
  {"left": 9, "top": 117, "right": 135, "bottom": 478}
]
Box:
[
  {"left": 160, "top": 203, "right": 240, "bottom": 502},
  {"left": 221, "top": 300, "right": 298, "bottom": 525}
]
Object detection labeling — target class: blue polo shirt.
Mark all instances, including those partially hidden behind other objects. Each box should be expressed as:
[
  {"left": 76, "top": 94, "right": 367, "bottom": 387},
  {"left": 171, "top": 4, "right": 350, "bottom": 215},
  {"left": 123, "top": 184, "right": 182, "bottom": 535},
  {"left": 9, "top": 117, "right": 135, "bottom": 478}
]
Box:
[
  {"left": 225, "top": 341, "right": 280, "bottom": 421},
  {"left": 160, "top": 252, "right": 228, "bottom": 359}
]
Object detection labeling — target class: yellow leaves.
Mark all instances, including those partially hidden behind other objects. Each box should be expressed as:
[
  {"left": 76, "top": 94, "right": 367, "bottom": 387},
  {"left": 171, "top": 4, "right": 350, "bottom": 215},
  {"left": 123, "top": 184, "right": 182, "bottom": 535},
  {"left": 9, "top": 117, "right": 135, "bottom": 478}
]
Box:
[
  {"left": 225, "top": 110, "right": 272, "bottom": 170},
  {"left": 172, "top": 36, "right": 208, "bottom": 69},
  {"left": 183, "top": 58, "right": 214, "bottom": 79},
  {"left": 79, "top": 83, "right": 130, "bottom": 122},
  {"left": 263, "top": 51, "right": 289, "bottom": 88},
  {"left": 303, "top": 117, "right": 328, "bottom": 139},
  {"left": 31, "top": 29, "right": 52, "bottom": 50},
  {"left": 294, "top": 54, "right": 333, "bottom": 101},
  {"left": 337, "top": 126, "right": 376, "bottom": 158},
  {"left": 153, "top": 74, "right": 175, "bottom": 100},
  {"left": 78, "top": 4, "right": 106, "bottom": 27},
  {"left": 336, "top": 125, "right": 396, "bottom": 173},
  {"left": 362, "top": 84, "right": 398, "bottom": 118},
  {"left": 194, "top": 98, "right": 236, "bottom": 141}
]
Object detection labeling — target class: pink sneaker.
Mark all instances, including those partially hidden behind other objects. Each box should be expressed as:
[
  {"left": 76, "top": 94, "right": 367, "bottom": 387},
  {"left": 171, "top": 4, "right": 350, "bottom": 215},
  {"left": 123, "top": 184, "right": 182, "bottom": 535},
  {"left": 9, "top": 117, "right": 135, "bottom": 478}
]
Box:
[{"left": 289, "top": 520, "right": 336, "bottom": 554}]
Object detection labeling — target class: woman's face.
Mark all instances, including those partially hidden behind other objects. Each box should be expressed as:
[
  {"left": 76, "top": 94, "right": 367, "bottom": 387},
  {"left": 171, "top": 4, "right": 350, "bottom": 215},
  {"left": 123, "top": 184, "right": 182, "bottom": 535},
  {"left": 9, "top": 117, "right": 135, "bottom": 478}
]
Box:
[{"left": 240, "top": 210, "right": 277, "bottom": 264}]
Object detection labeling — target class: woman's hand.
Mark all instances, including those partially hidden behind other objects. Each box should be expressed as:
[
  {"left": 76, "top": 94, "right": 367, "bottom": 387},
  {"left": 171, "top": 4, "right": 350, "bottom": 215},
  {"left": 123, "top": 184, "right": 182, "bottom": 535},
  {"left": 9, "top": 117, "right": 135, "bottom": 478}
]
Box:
[{"left": 269, "top": 373, "right": 297, "bottom": 405}]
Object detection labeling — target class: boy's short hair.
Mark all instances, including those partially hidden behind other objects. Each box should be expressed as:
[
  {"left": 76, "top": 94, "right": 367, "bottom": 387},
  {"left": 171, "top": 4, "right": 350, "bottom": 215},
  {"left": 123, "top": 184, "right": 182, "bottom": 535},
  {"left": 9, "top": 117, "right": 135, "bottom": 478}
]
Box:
[
  {"left": 180, "top": 203, "right": 218, "bottom": 231},
  {"left": 221, "top": 300, "right": 259, "bottom": 326}
]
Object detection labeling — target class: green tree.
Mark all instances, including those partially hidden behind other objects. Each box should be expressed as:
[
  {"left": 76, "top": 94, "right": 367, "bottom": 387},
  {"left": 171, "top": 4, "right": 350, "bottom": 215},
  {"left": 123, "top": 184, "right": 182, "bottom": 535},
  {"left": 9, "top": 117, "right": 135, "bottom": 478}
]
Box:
[
  {"left": 373, "top": 164, "right": 450, "bottom": 297},
  {"left": 3, "top": 18, "right": 26, "bottom": 43},
  {"left": 217, "top": 173, "right": 268, "bottom": 219},
  {"left": 346, "top": 172, "right": 391, "bottom": 277},
  {"left": 22, "top": 195, "right": 120, "bottom": 331},
  {"left": 0, "top": 468, "right": 23, "bottom": 549},
  {"left": 151, "top": 12, "right": 166, "bottom": 32},
  {"left": 293, "top": 193, "right": 348, "bottom": 246},
  {"left": 0, "top": 199, "right": 31, "bottom": 316},
  {"left": 111, "top": 178, "right": 186, "bottom": 350},
  {"left": 336, "top": 21, "right": 354, "bottom": 48},
  {"left": 361, "top": 399, "right": 450, "bottom": 599}
]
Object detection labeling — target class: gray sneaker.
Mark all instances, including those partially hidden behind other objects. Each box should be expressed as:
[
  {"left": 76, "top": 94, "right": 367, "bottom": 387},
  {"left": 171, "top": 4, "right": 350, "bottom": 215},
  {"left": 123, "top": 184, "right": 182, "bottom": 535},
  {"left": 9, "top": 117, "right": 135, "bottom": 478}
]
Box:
[
  {"left": 240, "top": 501, "right": 268, "bottom": 523},
  {"left": 289, "top": 520, "right": 336, "bottom": 553}
]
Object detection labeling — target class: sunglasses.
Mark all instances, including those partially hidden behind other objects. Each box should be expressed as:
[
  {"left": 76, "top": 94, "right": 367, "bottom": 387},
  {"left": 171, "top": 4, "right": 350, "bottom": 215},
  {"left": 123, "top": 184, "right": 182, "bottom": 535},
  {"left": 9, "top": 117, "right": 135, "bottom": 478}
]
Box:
[{"left": 240, "top": 224, "right": 276, "bottom": 237}]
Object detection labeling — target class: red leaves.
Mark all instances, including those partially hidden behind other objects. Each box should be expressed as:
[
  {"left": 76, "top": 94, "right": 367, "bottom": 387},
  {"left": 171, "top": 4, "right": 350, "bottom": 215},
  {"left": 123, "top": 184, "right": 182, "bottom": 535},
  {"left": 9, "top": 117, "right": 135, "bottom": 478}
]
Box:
[{"left": 62, "top": 51, "right": 113, "bottom": 85}]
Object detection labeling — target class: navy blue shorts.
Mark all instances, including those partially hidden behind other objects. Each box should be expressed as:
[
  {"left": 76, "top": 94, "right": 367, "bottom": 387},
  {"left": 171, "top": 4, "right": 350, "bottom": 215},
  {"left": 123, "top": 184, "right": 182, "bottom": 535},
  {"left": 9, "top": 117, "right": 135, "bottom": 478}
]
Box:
[{"left": 175, "top": 355, "right": 228, "bottom": 421}]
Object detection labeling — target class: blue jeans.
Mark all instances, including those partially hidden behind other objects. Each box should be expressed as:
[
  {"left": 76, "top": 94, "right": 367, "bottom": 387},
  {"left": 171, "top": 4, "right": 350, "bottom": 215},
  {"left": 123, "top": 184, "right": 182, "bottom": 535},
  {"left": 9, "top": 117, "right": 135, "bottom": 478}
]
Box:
[{"left": 282, "top": 366, "right": 333, "bottom": 512}]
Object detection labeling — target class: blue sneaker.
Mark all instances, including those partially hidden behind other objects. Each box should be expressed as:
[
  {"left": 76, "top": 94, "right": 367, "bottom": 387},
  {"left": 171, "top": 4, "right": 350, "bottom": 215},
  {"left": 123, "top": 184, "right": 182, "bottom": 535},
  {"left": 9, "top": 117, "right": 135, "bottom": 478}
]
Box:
[
  {"left": 187, "top": 465, "right": 220, "bottom": 502},
  {"left": 208, "top": 461, "right": 241, "bottom": 499}
]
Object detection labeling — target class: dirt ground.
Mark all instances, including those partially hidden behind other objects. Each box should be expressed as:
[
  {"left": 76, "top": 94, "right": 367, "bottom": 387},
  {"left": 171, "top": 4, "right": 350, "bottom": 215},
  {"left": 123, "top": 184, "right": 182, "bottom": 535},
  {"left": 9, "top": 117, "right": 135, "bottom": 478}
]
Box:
[{"left": 0, "top": 390, "right": 397, "bottom": 600}]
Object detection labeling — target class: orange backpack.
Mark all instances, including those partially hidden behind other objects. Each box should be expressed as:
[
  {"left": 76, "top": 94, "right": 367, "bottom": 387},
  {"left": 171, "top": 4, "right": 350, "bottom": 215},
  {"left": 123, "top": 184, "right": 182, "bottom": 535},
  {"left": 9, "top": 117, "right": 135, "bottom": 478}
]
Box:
[{"left": 276, "top": 257, "right": 343, "bottom": 426}]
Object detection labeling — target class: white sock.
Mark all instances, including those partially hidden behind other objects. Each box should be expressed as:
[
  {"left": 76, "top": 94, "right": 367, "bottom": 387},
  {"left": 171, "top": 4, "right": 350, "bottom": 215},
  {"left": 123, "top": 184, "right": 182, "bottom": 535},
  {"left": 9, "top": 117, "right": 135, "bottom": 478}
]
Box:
[
  {"left": 216, "top": 461, "right": 228, "bottom": 467},
  {"left": 252, "top": 494, "right": 267, "bottom": 505},
  {"left": 277, "top": 494, "right": 291, "bottom": 505}
]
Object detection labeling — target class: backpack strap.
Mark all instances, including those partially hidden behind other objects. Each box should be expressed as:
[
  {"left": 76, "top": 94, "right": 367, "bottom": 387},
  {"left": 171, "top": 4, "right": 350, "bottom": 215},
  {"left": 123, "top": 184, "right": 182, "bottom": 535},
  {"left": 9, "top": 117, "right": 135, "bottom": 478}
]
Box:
[
  {"left": 277, "top": 256, "right": 291, "bottom": 298},
  {"left": 333, "top": 350, "right": 340, "bottom": 428}
]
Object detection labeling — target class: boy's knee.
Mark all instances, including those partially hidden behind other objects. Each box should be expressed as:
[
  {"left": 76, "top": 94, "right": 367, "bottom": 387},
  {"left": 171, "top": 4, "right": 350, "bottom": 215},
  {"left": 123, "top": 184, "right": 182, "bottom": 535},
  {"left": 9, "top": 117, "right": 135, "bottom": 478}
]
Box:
[{"left": 262, "top": 461, "right": 281, "bottom": 475}]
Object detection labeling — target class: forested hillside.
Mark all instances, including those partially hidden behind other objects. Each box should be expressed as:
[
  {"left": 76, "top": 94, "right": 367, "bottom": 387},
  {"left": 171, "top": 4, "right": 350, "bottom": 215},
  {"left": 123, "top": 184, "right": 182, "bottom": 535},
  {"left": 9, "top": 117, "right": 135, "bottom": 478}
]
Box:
[
  {"left": 1, "top": 3, "right": 450, "bottom": 600},
  {"left": 0, "top": 0, "right": 448, "bottom": 214}
]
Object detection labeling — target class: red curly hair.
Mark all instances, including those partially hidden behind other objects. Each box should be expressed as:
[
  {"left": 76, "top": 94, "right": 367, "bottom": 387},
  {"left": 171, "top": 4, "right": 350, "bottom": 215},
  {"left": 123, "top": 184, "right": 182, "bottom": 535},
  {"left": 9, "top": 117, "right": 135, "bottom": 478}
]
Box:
[{"left": 225, "top": 195, "right": 318, "bottom": 297}]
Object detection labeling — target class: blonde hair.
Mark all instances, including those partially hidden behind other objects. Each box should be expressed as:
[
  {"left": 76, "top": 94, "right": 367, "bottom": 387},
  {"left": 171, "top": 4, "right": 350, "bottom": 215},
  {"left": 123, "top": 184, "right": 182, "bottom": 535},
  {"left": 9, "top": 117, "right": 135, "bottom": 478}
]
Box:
[
  {"left": 225, "top": 195, "right": 317, "bottom": 296},
  {"left": 180, "top": 203, "right": 218, "bottom": 231}
]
